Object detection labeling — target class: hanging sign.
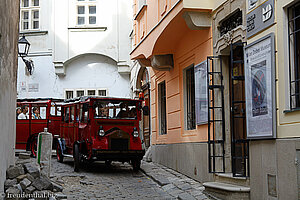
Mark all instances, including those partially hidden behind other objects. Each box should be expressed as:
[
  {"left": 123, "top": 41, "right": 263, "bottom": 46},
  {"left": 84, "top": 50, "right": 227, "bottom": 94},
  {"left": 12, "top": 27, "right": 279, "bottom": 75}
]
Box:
[{"left": 244, "top": 33, "right": 276, "bottom": 139}]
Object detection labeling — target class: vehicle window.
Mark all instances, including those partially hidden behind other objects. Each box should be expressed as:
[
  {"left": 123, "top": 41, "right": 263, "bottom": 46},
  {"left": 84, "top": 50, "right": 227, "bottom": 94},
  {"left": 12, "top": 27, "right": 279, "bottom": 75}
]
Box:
[
  {"left": 70, "top": 106, "right": 75, "bottom": 122},
  {"left": 65, "top": 107, "right": 70, "bottom": 123},
  {"left": 94, "top": 101, "right": 137, "bottom": 119},
  {"left": 76, "top": 105, "right": 80, "bottom": 122},
  {"left": 16, "top": 107, "right": 22, "bottom": 119},
  {"left": 56, "top": 106, "right": 61, "bottom": 116},
  {"left": 50, "top": 106, "right": 56, "bottom": 116},
  {"left": 17, "top": 104, "right": 29, "bottom": 120},
  {"left": 31, "top": 106, "right": 45, "bottom": 119},
  {"left": 80, "top": 103, "right": 89, "bottom": 123}
]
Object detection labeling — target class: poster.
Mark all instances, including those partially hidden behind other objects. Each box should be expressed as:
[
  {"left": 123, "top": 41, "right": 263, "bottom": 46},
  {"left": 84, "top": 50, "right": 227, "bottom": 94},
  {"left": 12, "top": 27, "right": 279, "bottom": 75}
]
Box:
[
  {"left": 195, "top": 60, "right": 208, "bottom": 125},
  {"left": 244, "top": 33, "right": 276, "bottom": 139}
]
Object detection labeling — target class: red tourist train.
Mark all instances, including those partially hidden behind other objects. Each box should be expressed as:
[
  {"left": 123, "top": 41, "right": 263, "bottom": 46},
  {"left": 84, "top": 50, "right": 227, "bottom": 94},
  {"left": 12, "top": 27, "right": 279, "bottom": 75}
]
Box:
[
  {"left": 57, "top": 96, "right": 145, "bottom": 171},
  {"left": 16, "top": 96, "right": 145, "bottom": 171},
  {"left": 16, "top": 98, "right": 63, "bottom": 157}
]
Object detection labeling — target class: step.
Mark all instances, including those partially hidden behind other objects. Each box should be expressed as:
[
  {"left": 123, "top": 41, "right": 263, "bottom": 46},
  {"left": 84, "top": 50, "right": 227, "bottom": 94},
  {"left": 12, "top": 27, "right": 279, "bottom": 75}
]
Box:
[
  {"left": 215, "top": 173, "right": 250, "bottom": 187},
  {"left": 203, "top": 182, "right": 250, "bottom": 200}
]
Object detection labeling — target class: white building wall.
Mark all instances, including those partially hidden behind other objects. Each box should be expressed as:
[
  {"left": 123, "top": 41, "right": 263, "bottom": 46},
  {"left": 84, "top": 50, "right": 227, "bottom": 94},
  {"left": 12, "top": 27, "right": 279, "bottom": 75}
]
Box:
[
  {"left": 18, "top": 0, "right": 133, "bottom": 99},
  {"left": 59, "top": 54, "right": 131, "bottom": 98}
]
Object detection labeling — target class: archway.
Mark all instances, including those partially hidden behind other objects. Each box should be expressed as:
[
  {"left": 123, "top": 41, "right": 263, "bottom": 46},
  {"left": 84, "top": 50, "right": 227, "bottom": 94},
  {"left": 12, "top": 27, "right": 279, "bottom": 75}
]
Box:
[{"left": 138, "top": 67, "right": 151, "bottom": 149}]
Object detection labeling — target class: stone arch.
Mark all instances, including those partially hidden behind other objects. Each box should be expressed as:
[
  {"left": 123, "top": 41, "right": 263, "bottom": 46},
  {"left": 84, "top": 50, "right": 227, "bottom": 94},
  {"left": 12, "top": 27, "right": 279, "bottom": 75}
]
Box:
[{"left": 64, "top": 53, "right": 117, "bottom": 66}]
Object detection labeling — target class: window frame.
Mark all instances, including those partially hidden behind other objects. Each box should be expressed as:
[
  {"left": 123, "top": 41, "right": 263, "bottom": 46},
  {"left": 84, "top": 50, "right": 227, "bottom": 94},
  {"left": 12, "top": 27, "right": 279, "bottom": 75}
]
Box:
[
  {"left": 20, "top": 0, "right": 40, "bottom": 31},
  {"left": 158, "top": 81, "right": 167, "bottom": 135},
  {"left": 288, "top": 2, "right": 300, "bottom": 110},
  {"left": 76, "top": 0, "right": 97, "bottom": 26},
  {"left": 184, "top": 65, "right": 196, "bottom": 130},
  {"left": 65, "top": 90, "right": 74, "bottom": 99}
]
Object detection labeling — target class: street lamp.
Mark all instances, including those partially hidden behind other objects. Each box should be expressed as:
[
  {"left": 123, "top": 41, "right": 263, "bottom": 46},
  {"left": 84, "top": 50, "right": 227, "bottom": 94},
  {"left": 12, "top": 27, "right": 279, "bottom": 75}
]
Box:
[{"left": 18, "top": 35, "right": 34, "bottom": 75}]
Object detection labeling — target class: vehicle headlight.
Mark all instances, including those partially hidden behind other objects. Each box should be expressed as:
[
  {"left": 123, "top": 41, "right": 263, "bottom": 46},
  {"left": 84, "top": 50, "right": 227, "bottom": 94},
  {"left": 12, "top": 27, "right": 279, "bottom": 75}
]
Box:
[
  {"left": 98, "top": 126, "right": 105, "bottom": 136},
  {"left": 133, "top": 127, "right": 139, "bottom": 138}
]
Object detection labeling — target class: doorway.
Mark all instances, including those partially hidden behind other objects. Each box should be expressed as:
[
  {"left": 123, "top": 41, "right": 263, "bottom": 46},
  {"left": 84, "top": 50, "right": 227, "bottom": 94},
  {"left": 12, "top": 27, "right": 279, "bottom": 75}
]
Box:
[
  {"left": 141, "top": 68, "right": 151, "bottom": 148},
  {"left": 230, "top": 43, "right": 249, "bottom": 177}
]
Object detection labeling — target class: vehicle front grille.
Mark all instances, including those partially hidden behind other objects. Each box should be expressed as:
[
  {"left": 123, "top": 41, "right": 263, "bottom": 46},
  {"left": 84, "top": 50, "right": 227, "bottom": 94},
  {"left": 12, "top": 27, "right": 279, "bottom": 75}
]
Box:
[{"left": 111, "top": 138, "right": 129, "bottom": 151}]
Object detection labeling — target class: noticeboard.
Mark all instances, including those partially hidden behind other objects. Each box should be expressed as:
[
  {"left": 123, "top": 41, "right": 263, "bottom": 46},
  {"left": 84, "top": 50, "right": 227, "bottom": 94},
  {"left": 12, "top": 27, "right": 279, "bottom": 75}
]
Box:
[
  {"left": 244, "top": 33, "right": 276, "bottom": 139},
  {"left": 195, "top": 60, "right": 208, "bottom": 125}
]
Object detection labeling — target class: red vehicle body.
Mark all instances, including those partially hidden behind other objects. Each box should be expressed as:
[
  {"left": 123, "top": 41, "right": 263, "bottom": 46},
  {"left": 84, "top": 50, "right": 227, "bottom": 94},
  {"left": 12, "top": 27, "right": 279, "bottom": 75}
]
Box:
[
  {"left": 56, "top": 96, "right": 145, "bottom": 171},
  {"left": 16, "top": 98, "right": 63, "bottom": 156}
]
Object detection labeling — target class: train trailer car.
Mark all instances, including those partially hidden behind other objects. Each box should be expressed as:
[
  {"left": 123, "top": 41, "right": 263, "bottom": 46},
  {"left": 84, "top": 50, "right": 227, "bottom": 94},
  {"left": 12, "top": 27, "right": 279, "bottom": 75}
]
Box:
[
  {"left": 56, "top": 96, "right": 145, "bottom": 171},
  {"left": 16, "top": 98, "right": 63, "bottom": 157}
]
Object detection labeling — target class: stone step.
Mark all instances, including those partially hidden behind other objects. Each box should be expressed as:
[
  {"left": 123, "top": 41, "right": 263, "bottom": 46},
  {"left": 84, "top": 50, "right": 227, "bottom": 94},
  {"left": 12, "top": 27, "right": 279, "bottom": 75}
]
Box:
[
  {"left": 203, "top": 182, "right": 250, "bottom": 200},
  {"left": 215, "top": 173, "right": 250, "bottom": 187}
]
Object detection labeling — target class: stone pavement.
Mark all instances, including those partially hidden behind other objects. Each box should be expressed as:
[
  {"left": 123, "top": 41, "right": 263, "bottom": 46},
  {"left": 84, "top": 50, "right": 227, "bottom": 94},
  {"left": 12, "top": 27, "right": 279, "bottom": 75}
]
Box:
[
  {"left": 140, "top": 161, "right": 209, "bottom": 200},
  {"left": 4, "top": 155, "right": 210, "bottom": 199}
]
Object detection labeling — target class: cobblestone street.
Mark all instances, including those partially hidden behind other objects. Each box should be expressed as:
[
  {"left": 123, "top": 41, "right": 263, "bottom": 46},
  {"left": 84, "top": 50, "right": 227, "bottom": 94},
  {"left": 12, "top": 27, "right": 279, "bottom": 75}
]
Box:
[{"left": 51, "top": 157, "right": 209, "bottom": 200}]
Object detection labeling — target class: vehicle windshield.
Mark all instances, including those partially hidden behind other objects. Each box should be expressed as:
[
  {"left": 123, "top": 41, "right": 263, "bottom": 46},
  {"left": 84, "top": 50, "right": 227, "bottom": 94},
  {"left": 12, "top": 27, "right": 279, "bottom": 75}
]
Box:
[{"left": 93, "top": 100, "right": 137, "bottom": 119}]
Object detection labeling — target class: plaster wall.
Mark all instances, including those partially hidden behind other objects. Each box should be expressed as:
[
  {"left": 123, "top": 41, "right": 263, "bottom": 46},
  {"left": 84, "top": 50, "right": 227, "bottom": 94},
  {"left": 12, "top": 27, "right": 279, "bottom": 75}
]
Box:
[
  {"left": 18, "top": 54, "right": 131, "bottom": 98},
  {"left": 250, "top": 139, "right": 300, "bottom": 200},
  {"left": 152, "top": 143, "right": 213, "bottom": 183},
  {"left": 0, "top": 0, "right": 19, "bottom": 193},
  {"left": 18, "top": 0, "right": 133, "bottom": 99},
  {"left": 60, "top": 54, "right": 131, "bottom": 98},
  {"left": 274, "top": 0, "right": 300, "bottom": 138},
  {"left": 54, "top": 0, "right": 132, "bottom": 66}
]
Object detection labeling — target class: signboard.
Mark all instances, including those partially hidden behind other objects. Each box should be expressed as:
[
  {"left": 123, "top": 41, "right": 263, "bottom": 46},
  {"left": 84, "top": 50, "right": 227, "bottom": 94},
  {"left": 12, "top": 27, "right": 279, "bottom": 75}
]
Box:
[
  {"left": 246, "top": 0, "right": 275, "bottom": 38},
  {"left": 19, "top": 82, "right": 26, "bottom": 92},
  {"left": 28, "top": 83, "right": 39, "bottom": 92},
  {"left": 244, "top": 33, "right": 276, "bottom": 139},
  {"left": 195, "top": 60, "right": 208, "bottom": 125},
  {"left": 249, "top": 0, "right": 258, "bottom": 10}
]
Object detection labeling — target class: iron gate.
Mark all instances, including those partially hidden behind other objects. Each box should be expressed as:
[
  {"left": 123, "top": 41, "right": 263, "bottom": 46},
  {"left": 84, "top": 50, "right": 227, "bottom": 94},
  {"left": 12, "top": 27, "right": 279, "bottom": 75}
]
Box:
[
  {"left": 207, "top": 56, "right": 225, "bottom": 173},
  {"left": 230, "top": 42, "right": 249, "bottom": 177}
]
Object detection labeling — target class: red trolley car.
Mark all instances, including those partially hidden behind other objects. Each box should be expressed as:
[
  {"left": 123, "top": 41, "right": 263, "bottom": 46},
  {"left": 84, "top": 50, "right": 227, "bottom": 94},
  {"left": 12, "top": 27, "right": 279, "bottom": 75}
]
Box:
[
  {"left": 56, "top": 96, "right": 145, "bottom": 171},
  {"left": 16, "top": 98, "right": 63, "bottom": 157}
]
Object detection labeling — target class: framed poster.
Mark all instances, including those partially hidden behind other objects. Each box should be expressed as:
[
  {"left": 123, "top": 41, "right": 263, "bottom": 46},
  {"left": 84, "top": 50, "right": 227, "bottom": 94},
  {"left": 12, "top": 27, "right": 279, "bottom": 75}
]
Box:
[
  {"left": 195, "top": 60, "right": 208, "bottom": 125},
  {"left": 244, "top": 33, "right": 276, "bottom": 139}
]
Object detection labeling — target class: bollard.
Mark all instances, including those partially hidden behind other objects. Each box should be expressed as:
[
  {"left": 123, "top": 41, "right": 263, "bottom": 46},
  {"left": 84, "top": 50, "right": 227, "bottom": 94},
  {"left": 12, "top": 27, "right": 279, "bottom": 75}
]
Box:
[{"left": 37, "top": 128, "right": 53, "bottom": 177}]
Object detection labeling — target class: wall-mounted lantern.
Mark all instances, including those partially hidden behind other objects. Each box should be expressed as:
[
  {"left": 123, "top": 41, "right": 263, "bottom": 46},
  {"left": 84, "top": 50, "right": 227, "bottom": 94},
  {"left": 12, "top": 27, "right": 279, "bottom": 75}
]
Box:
[{"left": 18, "top": 35, "right": 34, "bottom": 75}]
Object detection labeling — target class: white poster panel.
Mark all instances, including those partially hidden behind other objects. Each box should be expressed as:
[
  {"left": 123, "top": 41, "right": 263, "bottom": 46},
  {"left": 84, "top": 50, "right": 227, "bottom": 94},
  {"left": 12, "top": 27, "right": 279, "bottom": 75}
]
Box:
[
  {"left": 195, "top": 60, "right": 208, "bottom": 125},
  {"left": 244, "top": 33, "right": 276, "bottom": 139}
]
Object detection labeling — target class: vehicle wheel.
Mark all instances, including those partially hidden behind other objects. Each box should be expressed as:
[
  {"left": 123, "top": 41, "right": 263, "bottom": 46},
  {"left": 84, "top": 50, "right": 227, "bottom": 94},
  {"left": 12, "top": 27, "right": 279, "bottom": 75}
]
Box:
[
  {"left": 74, "top": 144, "right": 81, "bottom": 172},
  {"left": 30, "top": 137, "right": 38, "bottom": 158},
  {"left": 56, "top": 143, "right": 64, "bottom": 163},
  {"left": 132, "top": 159, "right": 141, "bottom": 172},
  {"left": 105, "top": 160, "right": 112, "bottom": 166}
]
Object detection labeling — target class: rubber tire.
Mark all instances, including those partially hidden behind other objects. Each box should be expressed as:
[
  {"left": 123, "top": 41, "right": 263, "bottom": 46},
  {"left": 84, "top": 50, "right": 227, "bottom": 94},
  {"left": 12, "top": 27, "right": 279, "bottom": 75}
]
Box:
[
  {"left": 30, "top": 137, "right": 38, "bottom": 158},
  {"left": 132, "top": 159, "right": 141, "bottom": 172},
  {"left": 105, "top": 160, "right": 112, "bottom": 166},
  {"left": 74, "top": 144, "right": 80, "bottom": 172},
  {"left": 56, "top": 143, "right": 64, "bottom": 163}
]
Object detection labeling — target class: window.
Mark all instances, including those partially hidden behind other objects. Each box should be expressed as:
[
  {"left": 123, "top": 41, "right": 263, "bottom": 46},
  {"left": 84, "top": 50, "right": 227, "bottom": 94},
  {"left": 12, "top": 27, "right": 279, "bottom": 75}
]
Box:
[
  {"left": 76, "top": 0, "right": 97, "bottom": 26},
  {"left": 185, "top": 66, "right": 196, "bottom": 130},
  {"left": 65, "top": 91, "right": 74, "bottom": 99},
  {"left": 64, "top": 107, "right": 70, "bottom": 122},
  {"left": 94, "top": 100, "right": 137, "bottom": 119},
  {"left": 20, "top": 0, "right": 40, "bottom": 31},
  {"left": 50, "top": 106, "right": 61, "bottom": 117},
  {"left": 70, "top": 106, "right": 75, "bottom": 122},
  {"left": 158, "top": 81, "right": 167, "bottom": 135},
  {"left": 288, "top": 3, "right": 300, "bottom": 109},
  {"left": 88, "top": 90, "right": 95, "bottom": 96},
  {"left": 98, "top": 90, "right": 107, "bottom": 96},
  {"left": 80, "top": 104, "right": 89, "bottom": 123},
  {"left": 17, "top": 104, "right": 29, "bottom": 120},
  {"left": 77, "top": 90, "right": 85, "bottom": 97},
  {"left": 32, "top": 106, "right": 46, "bottom": 119}
]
